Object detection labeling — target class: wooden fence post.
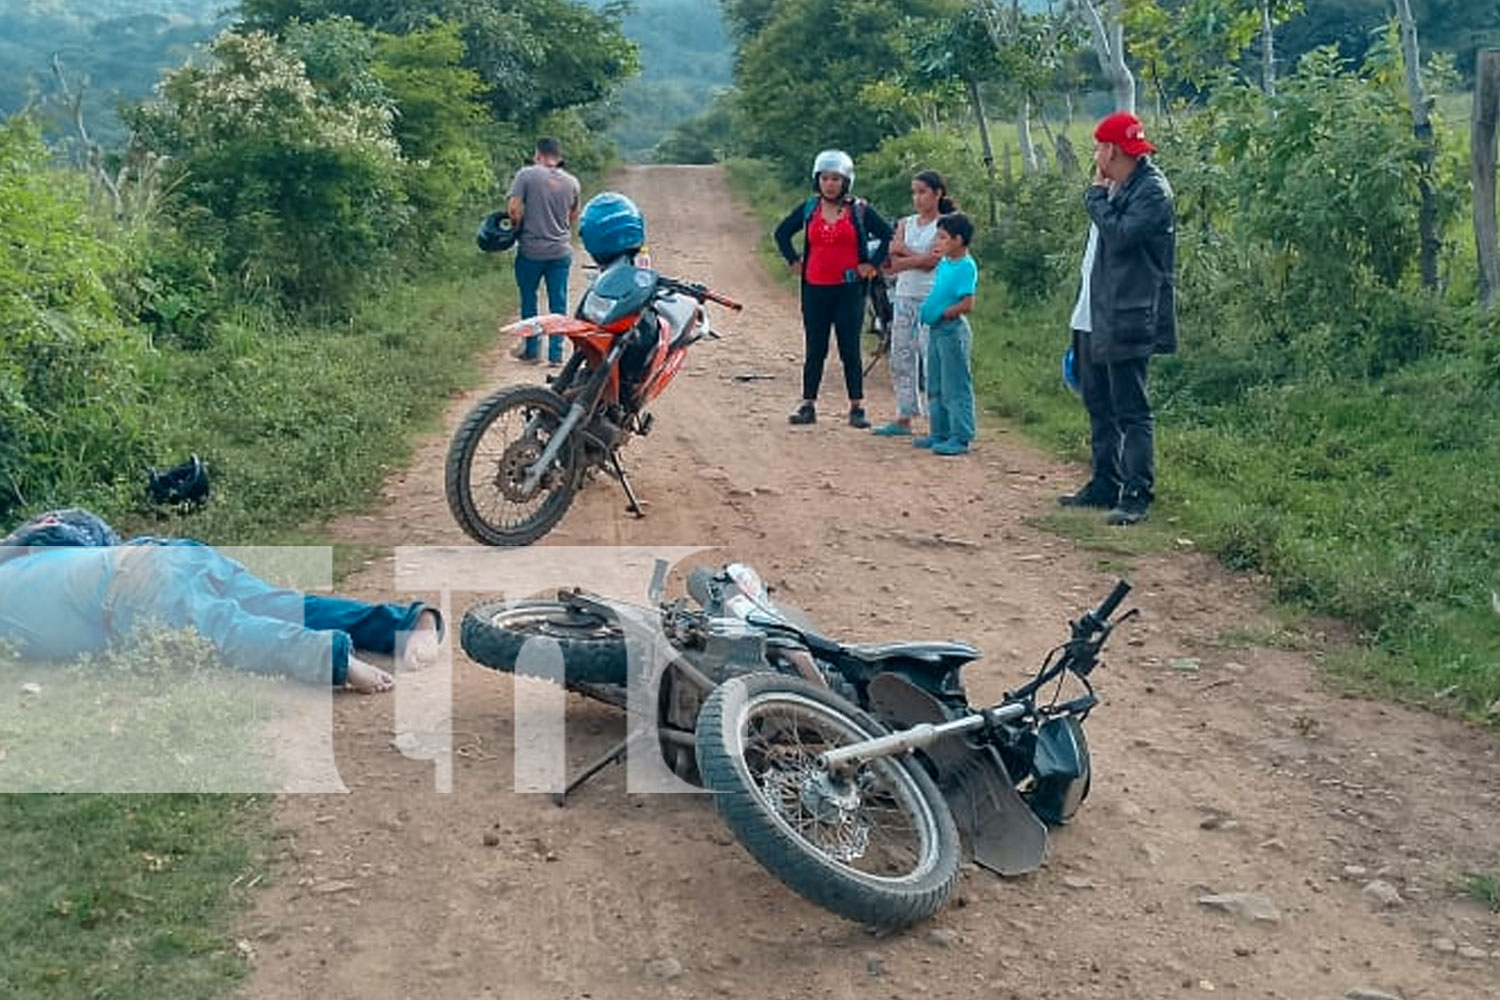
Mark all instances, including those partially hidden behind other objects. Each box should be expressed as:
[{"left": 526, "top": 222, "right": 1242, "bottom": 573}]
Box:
[{"left": 1474, "top": 50, "right": 1500, "bottom": 312}]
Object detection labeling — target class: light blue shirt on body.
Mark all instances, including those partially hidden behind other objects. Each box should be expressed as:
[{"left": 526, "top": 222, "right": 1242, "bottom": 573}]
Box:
[{"left": 920, "top": 253, "right": 978, "bottom": 327}]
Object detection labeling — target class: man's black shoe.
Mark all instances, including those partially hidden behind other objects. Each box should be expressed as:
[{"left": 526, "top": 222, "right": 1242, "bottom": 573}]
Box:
[
  {"left": 1106, "top": 503, "right": 1150, "bottom": 526},
  {"left": 1057, "top": 484, "right": 1116, "bottom": 509},
  {"left": 788, "top": 402, "right": 817, "bottom": 425},
  {"left": 848, "top": 406, "right": 870, "bottom": 429}
]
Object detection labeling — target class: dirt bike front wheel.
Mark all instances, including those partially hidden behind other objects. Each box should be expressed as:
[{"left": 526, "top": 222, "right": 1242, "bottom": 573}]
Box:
[
  {"left": 445, "top": 384, "right": 583, "bottom": 546},
  {"left": 695, "top": 673, "right": 960, "bottom": 929}
]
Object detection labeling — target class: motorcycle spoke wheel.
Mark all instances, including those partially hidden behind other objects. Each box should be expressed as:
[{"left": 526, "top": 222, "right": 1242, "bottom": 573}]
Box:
[
  {"left": 460, "top": 599, "right": 631, "bottom": 686},
  {"left": 696, "top": 674, "right": 959, "bottom": 928},
  {"left": 446, "top": 385, "right": 582, "bottom": 546}
]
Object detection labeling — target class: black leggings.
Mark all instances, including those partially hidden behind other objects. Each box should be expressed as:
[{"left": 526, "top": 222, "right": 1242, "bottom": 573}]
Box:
[{"left": 800, "top": 282, "right": 866, "bottom": 402}]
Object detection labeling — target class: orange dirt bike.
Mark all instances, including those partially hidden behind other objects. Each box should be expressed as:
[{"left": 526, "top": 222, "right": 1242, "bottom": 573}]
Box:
[{"left": 446, "top": 258, "right": 743, "bottom": 546}]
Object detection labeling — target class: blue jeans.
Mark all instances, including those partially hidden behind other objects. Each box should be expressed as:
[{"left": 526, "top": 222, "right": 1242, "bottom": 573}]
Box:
[
  {"left": 926, "top": 318, "right": 976, "bottom": 445},
  {"left": 107, "top": 542, "right": 432, "bottom": 686},
  {"left": 514, "top": 253, "right": 572, "bottom": 362}
]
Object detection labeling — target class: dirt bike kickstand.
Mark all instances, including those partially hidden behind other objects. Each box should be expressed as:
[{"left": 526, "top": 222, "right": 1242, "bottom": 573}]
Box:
[
  {"left": 551, "top": 724, "right": 654, "bottom": 807},
  {"left": 609, "top": 452, "right": 647, "bottom": 517}
]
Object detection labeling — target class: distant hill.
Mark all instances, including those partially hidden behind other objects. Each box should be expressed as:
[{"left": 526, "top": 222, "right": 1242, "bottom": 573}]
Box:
[
  {"left": 0, "top": 0, "right": 227, "bottom": 149},
  {"left": 585, "top": 0, "right": 733, "bottom": 160}
]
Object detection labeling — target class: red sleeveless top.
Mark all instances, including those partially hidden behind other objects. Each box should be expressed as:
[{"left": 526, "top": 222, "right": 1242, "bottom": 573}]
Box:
[{"left": 804, "top": 206, "right": 859, "bottom": 286}]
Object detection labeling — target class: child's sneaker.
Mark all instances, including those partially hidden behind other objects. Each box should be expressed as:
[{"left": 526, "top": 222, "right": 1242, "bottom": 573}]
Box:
[
  {"left": 931, "top": 438, "right": 970, "bottom": 456},
  {"left": 912, "top": 436, "right": 935, "bottom": 449},
  {"left": 871, "top": 422, "right": 911, "bottom": 437}
]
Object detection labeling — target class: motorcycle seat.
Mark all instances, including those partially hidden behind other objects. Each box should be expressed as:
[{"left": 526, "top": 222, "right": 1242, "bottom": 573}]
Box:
[{"left": 844, "top": 641, "right": 981, "bottom": 670}]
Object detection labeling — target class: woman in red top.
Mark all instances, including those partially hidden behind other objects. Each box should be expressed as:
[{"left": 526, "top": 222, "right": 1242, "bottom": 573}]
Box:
[{"left": 774, "top": 149, "right": 893, "bottom": 427}]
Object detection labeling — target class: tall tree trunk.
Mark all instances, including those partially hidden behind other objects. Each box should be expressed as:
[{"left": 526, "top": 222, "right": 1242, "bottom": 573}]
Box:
[
  {"left": 1395, "top": 0, "right": 1439, "bottom": 291},
  {"left": 1260, "top": 0, "right": 1276, "bottom": 95},
  {"left": 1017, "top": 94, "right": 1038, "bottom": 174},
  {"left": 1475, "top": 50, "right": 1500, "bottom": 312},
  {"left": 968, "top": 77, "right": 1000, "bottom": 226},
  {"left": 1072, "top": 0, "right": 1135, "bottom": 112}
]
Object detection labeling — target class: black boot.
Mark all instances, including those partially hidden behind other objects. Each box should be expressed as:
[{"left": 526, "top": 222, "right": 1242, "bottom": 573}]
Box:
[
  {"left": 1057, "top": 482, "right": 1117, "bottom": 509},
  {"left": 788, "top": 402, "right": 816, "bottom": 425}
]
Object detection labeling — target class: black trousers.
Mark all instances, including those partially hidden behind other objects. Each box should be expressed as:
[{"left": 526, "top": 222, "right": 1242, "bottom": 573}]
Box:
[
  {"left": 801, "top": 282, "right": 866, "bottom": 401},
  {"left": 1073, "top": 329, "right": 1154, "bottom": 507}
]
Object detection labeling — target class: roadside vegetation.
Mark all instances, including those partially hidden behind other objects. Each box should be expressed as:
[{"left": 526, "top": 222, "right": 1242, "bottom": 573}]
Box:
[
  {"left": 716, "top": 0, "right": 1500, "bottom": 721},
  {"left": 2, "top": 2, "right": 635, "bottom": 996}
]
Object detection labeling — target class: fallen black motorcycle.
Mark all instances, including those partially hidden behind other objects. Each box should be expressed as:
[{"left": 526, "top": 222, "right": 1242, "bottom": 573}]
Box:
[{"left": 461, "top": 562, "right": 1134, "bottom": 928}]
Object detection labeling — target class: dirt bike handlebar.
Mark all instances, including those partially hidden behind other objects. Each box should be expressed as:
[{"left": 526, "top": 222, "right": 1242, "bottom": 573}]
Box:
[
  {"left": 1082, "top": 579, "right": 1132, "bottom": 636},
  {"left": 658, "top": 275, "right": 743, "bottom": 312}
]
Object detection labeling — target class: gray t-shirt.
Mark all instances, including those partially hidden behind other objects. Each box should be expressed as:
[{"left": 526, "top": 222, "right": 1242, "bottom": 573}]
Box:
[{"left": 508, "top": 164, "right": 580, "bottom": 260}]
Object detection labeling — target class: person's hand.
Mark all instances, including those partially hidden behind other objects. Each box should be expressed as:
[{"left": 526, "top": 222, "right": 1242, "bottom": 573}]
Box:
[
  {"left": 787, "top": 256, "right": 801, "bottom": 271},
  {"left": 856, "top": 263, "right": 878, "bottom": 280},
  {"left": 1092, "top": 163, "right": 1110, "bottom": 188}
]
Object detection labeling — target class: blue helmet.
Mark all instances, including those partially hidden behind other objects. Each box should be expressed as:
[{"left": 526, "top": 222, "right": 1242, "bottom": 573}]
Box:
[
  {"left": 579, "top": 192, "right": 645, "bottom": 264},
  {"left": 1062, "top": 345, "right": 1081, "bottom": 394}
]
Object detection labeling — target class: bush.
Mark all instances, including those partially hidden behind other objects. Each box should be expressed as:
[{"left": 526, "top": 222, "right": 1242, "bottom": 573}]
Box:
[{"left": 0, "top": 118, "right": 150, "bottom": 520}]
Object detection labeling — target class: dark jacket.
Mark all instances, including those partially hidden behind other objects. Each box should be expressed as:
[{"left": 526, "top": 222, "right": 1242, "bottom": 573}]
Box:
[
  {"left": 1085, "top": 157, "right": 1177, "bottom": 360},
  {"left": 774, "top": 196, "right": 893, "bottom": 283}
]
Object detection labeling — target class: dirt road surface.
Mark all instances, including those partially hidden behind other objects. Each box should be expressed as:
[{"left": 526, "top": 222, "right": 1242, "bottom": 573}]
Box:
[{"left": 244, "top": 166, "right": 1499, "bottom": 1000}]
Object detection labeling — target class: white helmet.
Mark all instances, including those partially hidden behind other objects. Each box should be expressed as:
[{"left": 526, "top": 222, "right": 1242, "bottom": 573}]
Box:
[{"left": 811, "top": 149, "right": 855, "bottom": 193}]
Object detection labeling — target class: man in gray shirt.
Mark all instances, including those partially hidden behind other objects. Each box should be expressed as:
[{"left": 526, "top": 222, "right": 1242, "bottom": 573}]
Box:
[{"left": 508, "top": 136, "right": 581, "bottom": 365}]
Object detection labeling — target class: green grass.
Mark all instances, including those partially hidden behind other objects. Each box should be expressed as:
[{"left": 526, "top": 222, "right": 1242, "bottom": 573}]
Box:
[
  {"left": 0, "top": 794, "right": 271, "bottom": 999},
  {"left": 0, "top": 231, "right": 518, "bottom": 999},
  {"left": 1461, "top": 871, "right": 1500, "bottom": 912},
  {"left": 132, "top": 241, "right": 515, "bottom": 545}
]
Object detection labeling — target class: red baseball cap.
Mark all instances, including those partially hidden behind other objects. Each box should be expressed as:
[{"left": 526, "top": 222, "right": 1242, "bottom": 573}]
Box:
[{"left": 1094, "top": 111, "right": 1156, "bottom": 157}]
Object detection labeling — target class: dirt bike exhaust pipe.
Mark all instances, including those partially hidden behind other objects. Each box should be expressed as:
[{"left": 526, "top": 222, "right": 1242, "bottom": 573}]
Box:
[
  {"left": 817, "top": 702, "right": 1027, "bottom": 773},
  {"left": 521, "top": 402, "right": 588, "bottom": 494}
]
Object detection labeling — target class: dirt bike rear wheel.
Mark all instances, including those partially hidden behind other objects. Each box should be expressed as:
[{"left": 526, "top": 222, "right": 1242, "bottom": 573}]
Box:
[
  {"left": 460, "top": 599, "right": 628, "bottom": 686},
  {"left": 695, "top": 673, "right": 960, "bottom": 928},
  {"left": 445, "top": 384, "right": 582, "bottom": 546}
]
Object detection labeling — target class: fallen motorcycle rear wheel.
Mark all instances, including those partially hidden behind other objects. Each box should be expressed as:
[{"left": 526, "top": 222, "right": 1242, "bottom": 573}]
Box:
[{"left": 695, "top": 673, "right": 960, "bottom": 928}]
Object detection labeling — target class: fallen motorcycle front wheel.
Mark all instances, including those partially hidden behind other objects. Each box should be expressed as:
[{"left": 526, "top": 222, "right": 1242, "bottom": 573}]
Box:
[{"left": 695, "top": 673, "right": 960, "bottom": 929}]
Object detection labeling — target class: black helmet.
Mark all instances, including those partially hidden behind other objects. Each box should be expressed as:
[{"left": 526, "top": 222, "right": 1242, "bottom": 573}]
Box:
[
  {"left": 147, "top": 454, "right": 210, "bottom": 507},
  {"left": 477, "top": 210, "right": 519, "bottom": 253}
]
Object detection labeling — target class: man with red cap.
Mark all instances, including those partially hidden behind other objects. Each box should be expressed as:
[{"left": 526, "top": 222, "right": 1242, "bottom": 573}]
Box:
[{"left": 1058, "top": 110, "right": 1177, "bottom": 526}]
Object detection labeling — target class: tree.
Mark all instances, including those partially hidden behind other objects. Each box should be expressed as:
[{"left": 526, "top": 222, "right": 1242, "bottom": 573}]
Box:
[
  {"left": 1394, "top": 0, "right": 1439, "bottom": 291},
  {"left": 731, "top": 0, "right": 952, "bottom": 181},
  {"left": 128, "top": 28, "right": 410, "bottom": 312},
  {"left": 1069, "top": 0, "right": 1134, "bottom": 111},
  {"left": 237, "top": 0, "right": 639, "bottom": 129},
  {"left": 1474, "top": 50, "right": 1499, "bottom": 311}
]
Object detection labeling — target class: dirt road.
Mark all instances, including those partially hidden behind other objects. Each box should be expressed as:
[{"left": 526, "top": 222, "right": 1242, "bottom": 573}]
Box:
[{"left": 243, "top": 165, "right": 1499, "bottom": 1000}]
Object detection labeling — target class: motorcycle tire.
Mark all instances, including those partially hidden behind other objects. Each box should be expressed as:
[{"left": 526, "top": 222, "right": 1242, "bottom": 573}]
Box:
[
  {"left": 445, "top": 384, "right": 583, "bottom": 547},
  {"left": 695, "top": 673, "right": 960, "bottom": 929},
  {"left": 460, "top": 599, "right": 629, "bottom": 686}
]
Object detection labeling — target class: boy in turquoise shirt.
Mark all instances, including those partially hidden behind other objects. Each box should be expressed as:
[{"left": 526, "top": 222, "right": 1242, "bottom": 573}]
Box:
[{"left": 916, "top": 213, "right": 978, "bottom": 456}]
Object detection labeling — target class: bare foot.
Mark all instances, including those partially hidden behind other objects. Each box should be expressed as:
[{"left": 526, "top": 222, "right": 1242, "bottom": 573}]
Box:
[
  {"left": 401, "top": 609, "right": 442, "bottom": 672},
  {"left": 346, "top": 656, "right": 395, "bottom": 694}
]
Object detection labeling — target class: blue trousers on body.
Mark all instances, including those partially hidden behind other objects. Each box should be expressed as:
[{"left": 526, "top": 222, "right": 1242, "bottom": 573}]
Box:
[
  {"left": 514, "top": 253, "right": 572, "bottom": 363},
  {"left": 926, "top": 318, "right": 976, "bottom": 445},
  {"left": 108, "top": 542, "right": 431, "bottom": 687}
]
